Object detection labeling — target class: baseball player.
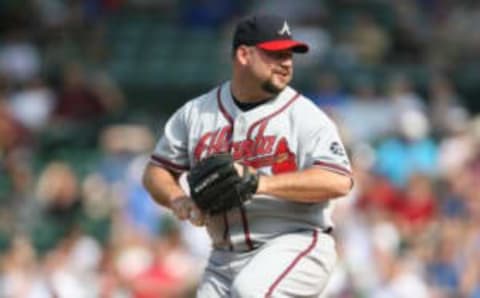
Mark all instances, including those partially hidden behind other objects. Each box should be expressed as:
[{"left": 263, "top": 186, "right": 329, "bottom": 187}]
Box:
[{"left": 143, "top": 14, "right": 353, "bottom": 297}]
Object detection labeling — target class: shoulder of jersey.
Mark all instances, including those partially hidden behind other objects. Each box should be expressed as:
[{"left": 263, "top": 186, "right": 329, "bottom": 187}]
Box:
[
  {"left": 290, "top": 88, "right": 332, "bottom": 125},
  {"left": 180, "top": 86, "right": 219, "bottom": 116}
]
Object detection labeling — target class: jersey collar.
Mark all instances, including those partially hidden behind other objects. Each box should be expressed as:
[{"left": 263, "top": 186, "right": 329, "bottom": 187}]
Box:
[{"left": 219, "top": 81, "right": 298, "bottom": 122}]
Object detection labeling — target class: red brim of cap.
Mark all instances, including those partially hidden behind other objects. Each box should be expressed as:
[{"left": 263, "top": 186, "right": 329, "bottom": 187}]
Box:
[{"left": 257, "top": 40, "right": 309, "bottom": 53}]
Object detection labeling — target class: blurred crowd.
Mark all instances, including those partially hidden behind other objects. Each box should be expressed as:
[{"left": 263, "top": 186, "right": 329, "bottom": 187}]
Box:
[
  {"left": 316, "top": 72, "right": 480, "bottom": 298},
  {"left": 1, "top": 0, "right": 480, "bottom": 297}
]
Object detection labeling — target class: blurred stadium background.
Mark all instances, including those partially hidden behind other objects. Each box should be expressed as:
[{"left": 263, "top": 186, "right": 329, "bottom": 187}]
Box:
[{"left": 1, "top": 0, "right": 480, "bottom": 297}]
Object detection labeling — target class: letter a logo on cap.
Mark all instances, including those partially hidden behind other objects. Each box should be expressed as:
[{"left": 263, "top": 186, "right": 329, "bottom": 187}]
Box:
[{"left": 278, "top": 21, "right": 291, "bottom": 36}]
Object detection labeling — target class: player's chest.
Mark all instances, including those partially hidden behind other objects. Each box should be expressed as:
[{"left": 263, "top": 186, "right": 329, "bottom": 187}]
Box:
[{"left": 189, "top": 114, "right": 299, "bottom": 173}]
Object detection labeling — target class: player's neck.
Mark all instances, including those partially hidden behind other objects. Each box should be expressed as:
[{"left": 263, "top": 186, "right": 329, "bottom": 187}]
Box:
[{"left": 231, "top": 75, "right": 274, "bottom": 103}]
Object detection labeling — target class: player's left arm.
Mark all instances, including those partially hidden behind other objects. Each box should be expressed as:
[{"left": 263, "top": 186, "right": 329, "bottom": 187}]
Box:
[
  {"left": 255, "top": 103, "right": 353, "bottom": 203},
  {"left": 255, "top": 167, "right": 352, "bottom": 203}
]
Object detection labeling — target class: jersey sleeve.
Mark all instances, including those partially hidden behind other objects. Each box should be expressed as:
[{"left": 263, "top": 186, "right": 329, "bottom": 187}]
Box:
[
  {"left": 303, "top": 109, "right": 352, "bottom": 176},
  {"left": 150, "top": 103, "right": 191, "bottom": 173}
]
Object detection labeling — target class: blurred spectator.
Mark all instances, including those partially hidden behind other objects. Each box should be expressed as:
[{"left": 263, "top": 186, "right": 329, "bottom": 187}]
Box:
[
  {"left": 466, "top": 116, "right": 480, "bottom": 178},
  {"left": 180, "top": 0, "right": 244, "bottom": 28},
  {"left": 356, "top": 170, "right": 399, "bottom": 215},
  {"left": 96, "top": 245, "right": 124, "bottom": 297},
  {"left": 83, "top": 0, "right": 124, "bottom": 24},
  {"left": 371, "top": 252, "right": 430, "bottom": 298},
  {"left": 385, "top": 74, "right": 425, "bottom": 114},
  {"left": 124, "top": 154, "right": 166, "bottom": 237},
  {"left": 35, "top": 162, "right": 82, "bottom": 215},
  {"left": 436, "top": 2, "right": 480, "bottom": 62},
  {"left": 94, "top": 124, "right": 153, "bottom": 187},
  {"left": 392, "top": 174, "right": 437, "bottom": 237},
  {"left": 428, "top": 74, "right": 468, "bottom": 136},
  {"left": 307, "top": 71, "right": 348, "bottom": 111},
  {"left": 1, "top": 236, "right": 52, "bottom": 297},
  {"left": 250, "top": 0, "right": 327, "bottom": 24},
  {"left": 375, "top": 109, "right": 438, "bottom": 187},
  {"left": 53, "top": 63, "right": 105, "bottom": 123},
  {"left": 0, "top": 30, "right": 41, "bottom": 84},
  {"left": 90, "top": 70, "right": 125, "bottom": 116},
  {"left": 5, "top": 149, "right": 33, "bottom": 192},
  {"left": 461, "top": 250, "right": 480, "bottom": 298},
  {"left": 96, "top": 124, "right": 160, "bottom": 236},
  {"left": 112, "top": 230, "right": 155, "bottom": 294},
  {"left": 0, "top": 75, "right": 31, "bottom": 156},
  {"left": 34, "top": 161, "right": 85, "bottom": 252},
  {"left": 32, "top": 0, "right": 69, "bottom": 29},
  {"left": 53, "top": 63, "right": 124, "bottom": 124},
  {"left": 352, "top": 141, "right": 396, "bottom": 214},
  {"left": 334, "top": 76, "right": 396, "bottom": 143},
  {"left": 437, "top": 181, "right": 468, "bottom": 220},
  {"left": 81, "top": 172, "right": 115, "bottom": 217},
  {"left": 388, "top": 0, "right": 429, "bottom": 63},
  {"left": 289, "top": 25, "right": 332, "bottom": 67},
  {"left": 130, "top": 224, "right": 200, "bottom": 298},
  {"left": 43, "top": 228, "right": 102, "bottom": 297},
  {"left": 367, "top": 220, "right": 426, "bottom": 298},
  {"left": 436, "top": 106, "right": 473, "bottom": 180},
  {"left": 426, "top": 222, "right": 463, "bottom": 296},
  {"left": 344, "top": 13, "right": 390, "bottom": 65},
  {"left": 128, "top": 0, "right": 175, "bottom": 11},
  {"left": 7, "top": 77, "right": 56, "bottom": 133}
]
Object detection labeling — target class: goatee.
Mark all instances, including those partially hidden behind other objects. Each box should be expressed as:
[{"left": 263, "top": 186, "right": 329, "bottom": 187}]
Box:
[{"left": 261, "top": 80, "right": 283, "bottom": 95}]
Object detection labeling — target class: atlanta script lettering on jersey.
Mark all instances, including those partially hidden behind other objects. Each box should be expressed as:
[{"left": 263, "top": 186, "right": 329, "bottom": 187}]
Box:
[{"left": 194, "top": 123, "right": 297, "bottom": 174}]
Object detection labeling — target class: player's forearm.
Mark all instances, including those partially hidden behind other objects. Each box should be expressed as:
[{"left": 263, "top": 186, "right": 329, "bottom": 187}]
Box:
[
  {"left": 256, "top": 167, "right": 352, "bottom": 203},
  {"left": 142, "top": 163, "right": 185, "bottom": 208}
]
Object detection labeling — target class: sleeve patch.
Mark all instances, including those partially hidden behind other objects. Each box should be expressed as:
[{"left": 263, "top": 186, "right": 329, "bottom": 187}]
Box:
[{"left": 329, "top": 141, "right": 345, "bottom": 156}]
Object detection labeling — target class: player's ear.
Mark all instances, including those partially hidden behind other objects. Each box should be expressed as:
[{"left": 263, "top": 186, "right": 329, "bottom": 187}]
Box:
[{"left": 235, "top": 45, "right": 250, "bottom": 66}]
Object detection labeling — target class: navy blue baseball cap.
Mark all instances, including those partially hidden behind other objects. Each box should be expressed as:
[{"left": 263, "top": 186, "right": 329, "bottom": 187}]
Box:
[{"left": 233, "top": 14, "right": 309, "bottom": 53}]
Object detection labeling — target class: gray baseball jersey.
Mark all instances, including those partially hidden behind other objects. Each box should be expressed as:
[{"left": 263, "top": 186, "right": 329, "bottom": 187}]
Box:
[{"left": 150, "top": 81, "right": 352, "bottom": 252}]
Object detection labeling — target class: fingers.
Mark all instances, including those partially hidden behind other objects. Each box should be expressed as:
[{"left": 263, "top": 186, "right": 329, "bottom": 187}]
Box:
[
  {"left": 233, "top": 162, "right": 245, "bottom": 176},
  {"left": 188, "top": 207, "right": 205, "bottom": 226},
  {"left": 171, "top": 197, "right": 205, "bottom": 226},
  {"left": 234, "top": 162, "right": 256, "bottom": 176},
  {"left": 171, "top": 197, "right": 191, "bottom": 220}
]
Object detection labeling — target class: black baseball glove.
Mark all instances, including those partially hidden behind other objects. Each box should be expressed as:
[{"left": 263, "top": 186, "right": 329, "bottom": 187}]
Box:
[{"left": 187, "top": 153, "right": 259, "bottom": 215}]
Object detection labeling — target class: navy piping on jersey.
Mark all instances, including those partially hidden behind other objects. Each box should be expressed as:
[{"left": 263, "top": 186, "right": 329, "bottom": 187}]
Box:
[
  {"left": 223, "top": 213, "right": 233, "bottom": 251},
  {"left": 217, "top": 85, "right": 236, "bottom": 250},
  {"left": 217, "top": 86, "right": 234, "bottom": 124},
  {"left": 239, "top": 205, "right": 254, "bottom": 249},
  {"left": 217, "top": 83, "right": 302, "bottom": 252},
  {"left": 150, "top": 154, "right": 189, "bottom": 172},
  {"left": 313, "top": 160, "right": 352, "bottom": 176},
  {"left": 246, "top": 93, "right": 299, "bottom": 139},
  {"left": 313, "top": 161, "right": 355, "bottom": 190}
]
